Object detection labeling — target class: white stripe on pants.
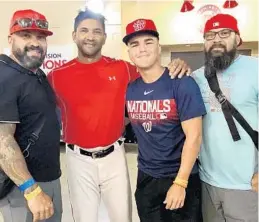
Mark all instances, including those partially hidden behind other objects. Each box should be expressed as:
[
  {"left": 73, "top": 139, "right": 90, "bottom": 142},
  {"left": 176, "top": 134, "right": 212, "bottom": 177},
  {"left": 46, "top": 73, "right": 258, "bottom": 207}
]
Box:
[{"left": 66, "top": 141, "right": 132, "bottom": 222}]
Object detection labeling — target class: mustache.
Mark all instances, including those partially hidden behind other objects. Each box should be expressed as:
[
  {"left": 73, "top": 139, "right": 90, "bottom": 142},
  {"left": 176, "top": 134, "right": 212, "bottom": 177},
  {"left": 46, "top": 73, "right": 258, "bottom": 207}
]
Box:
[
  {"left": 24, "top": 46, "right": 43, "bottom": 54},
  {"left": 83, "top": 39, "right": 96, "bottom": 43},
  {"left": 209, "top": 43, "right": 226, "bottom": 52}
]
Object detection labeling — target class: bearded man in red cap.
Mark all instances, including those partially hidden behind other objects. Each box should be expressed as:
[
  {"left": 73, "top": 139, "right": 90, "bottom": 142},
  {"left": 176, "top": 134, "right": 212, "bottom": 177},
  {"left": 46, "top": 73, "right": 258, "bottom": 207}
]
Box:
[
  {"left": 124, "top": 18, "right": 206, "bottom": 222},
  {"left": 193, "top": 14, "right": 258, "bottom": 222},
  {"left": 0, "top": 9, "right": 62, "bottom": 222}
]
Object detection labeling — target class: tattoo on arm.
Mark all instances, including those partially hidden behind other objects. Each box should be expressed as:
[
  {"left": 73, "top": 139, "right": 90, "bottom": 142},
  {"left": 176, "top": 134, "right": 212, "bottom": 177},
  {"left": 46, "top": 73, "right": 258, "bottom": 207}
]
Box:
[{"left": 0, "top": 123, "right": 32, "bottom": 186}]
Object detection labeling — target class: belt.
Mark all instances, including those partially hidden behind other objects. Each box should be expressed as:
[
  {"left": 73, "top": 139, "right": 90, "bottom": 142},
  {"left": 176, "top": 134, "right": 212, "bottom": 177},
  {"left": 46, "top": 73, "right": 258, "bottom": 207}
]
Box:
[{"left": 67, "top": 140, "right": 123, "bottom": 159}]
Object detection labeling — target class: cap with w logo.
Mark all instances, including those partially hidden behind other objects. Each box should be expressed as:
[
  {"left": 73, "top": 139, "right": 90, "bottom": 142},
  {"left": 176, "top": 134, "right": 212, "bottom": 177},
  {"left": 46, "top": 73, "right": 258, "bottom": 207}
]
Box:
[{"left": 122, "top": 19, "right": 159, "bottom": 45}]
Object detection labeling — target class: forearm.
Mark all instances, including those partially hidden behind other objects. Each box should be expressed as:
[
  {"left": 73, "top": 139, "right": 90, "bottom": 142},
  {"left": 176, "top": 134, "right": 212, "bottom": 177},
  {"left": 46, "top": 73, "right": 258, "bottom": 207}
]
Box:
[
  {"left": 0, "top": 123, "right": 33, "bottom": 187},
  {"left": 177, "top": 134, "right": 201, "bottom": 181}
]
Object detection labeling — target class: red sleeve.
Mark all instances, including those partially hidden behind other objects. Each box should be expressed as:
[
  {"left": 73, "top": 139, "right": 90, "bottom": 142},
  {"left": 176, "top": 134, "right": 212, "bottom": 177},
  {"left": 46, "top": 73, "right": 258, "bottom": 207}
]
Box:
[{"left": 124, "top": 61, "right": 140, "bottom": 82}]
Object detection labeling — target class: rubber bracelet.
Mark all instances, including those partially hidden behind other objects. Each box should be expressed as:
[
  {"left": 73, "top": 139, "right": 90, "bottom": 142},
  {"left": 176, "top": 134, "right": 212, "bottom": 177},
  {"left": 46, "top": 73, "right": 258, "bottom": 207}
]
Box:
[
  {"left": 173, "top": 177, "right": 188, "bottom": 188},
  {"left": 18, "top": 178, "right": 36, "bottom": 192},
  {"left": 174, "top": 180, "right": 188, "bottom": 187},
  {"left": 173, "top": 181, "right": 188, "bottom": 189},
  {"left": 24, "top": 186, "right": 42, "bottom": 201},
  {"left": 174, "top": 177, "right": 188, "bottom": 185}
]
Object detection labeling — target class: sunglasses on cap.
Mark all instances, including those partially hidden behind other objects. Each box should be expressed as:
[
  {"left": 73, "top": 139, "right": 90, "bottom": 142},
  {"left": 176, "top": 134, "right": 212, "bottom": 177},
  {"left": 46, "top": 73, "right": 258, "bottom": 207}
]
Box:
[{"left": 11, "top": 18, "right": 49, "bottom": 29}]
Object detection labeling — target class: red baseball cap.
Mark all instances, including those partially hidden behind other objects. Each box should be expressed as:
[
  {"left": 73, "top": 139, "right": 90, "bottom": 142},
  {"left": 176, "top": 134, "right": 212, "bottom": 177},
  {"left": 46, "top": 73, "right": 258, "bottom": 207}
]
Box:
[
  {"left": 9, "top": 9, "right": 53, "bottom": 36},
  {"left": 123, "top": 19, "right": 159, "bottom": 45},
  {"left": 204, "top": 14, "right": 242, "bottom": 46}
]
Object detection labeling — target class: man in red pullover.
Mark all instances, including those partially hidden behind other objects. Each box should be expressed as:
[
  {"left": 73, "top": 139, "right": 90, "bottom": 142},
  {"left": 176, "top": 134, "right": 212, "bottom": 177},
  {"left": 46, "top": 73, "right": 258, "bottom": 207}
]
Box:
[{"left": 48, "top": 9, "right": 191, "bottom": 222}]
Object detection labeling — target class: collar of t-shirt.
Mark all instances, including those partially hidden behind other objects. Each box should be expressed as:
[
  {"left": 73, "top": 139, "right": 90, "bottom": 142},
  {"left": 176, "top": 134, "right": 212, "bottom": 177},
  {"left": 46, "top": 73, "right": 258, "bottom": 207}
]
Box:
[
  {"left": 74, "top": 56, "right": 108, "bottom": 68},
  {"left": 139, "top": 67, "right": 169, "bottom": 85}
]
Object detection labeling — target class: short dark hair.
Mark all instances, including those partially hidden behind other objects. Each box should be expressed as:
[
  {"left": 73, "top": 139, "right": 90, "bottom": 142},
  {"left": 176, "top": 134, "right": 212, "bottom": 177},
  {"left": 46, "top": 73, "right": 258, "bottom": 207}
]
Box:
[{"left": 74, "top": 8, "right": 106, "bottom": 32}]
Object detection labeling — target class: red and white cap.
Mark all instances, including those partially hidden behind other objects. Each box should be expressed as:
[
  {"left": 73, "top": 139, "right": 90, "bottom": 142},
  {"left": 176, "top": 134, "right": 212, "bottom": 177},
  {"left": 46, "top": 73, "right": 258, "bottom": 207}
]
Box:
[
  {"left": 123, "top": 19, "right": 159, "bottom": 44},
  {"left": 204, "top": 14, "right": 242, "bottom": 46},
  {"left": 9, "top": 9, "right": 53, "bottom": 36}
]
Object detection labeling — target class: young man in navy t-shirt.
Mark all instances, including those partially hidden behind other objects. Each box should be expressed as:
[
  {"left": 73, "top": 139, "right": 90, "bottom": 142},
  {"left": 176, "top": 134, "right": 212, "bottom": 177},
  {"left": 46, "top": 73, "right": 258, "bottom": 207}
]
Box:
[{"left": 123, "top": 19, "right": 206, "bottom": 222}]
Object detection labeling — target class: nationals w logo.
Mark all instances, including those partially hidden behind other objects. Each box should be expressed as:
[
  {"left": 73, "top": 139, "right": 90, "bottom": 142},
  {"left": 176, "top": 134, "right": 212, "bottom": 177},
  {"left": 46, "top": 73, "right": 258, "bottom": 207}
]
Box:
[
  {"left": 142, "top": 121, "right": 152, "bottom": 132},
  {"left": 133, "top": 19, "right": 146, "bottom": 31}
]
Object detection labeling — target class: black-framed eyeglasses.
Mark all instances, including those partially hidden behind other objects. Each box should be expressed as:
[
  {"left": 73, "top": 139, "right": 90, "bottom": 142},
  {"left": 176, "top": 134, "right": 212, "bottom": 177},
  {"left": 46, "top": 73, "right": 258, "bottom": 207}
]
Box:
[
  {"left": 204, "top": 29, "right": 233, "bottom": 41},
  {"left": 12, "top": 18, "right": 49, "bottom": 29}
]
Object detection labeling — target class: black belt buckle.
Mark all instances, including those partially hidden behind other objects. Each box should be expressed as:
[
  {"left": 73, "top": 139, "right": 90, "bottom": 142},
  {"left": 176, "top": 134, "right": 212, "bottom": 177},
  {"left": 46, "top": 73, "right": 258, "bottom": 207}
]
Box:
[
  {"left": 91, "top": 140, "right": 122, "bottom": 158},
  {"left": 91, "top": 150, "right": 103, "bottom": 159},
  {"left": 91, "top": 152, "right": 98, "bottom": 159}
]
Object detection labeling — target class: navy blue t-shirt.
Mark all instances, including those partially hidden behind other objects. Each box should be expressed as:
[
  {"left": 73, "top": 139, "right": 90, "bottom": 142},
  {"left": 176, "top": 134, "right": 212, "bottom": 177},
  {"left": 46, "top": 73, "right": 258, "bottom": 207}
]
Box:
[{"left": 126, "top": 68, "right": 206, "bottom": 178}]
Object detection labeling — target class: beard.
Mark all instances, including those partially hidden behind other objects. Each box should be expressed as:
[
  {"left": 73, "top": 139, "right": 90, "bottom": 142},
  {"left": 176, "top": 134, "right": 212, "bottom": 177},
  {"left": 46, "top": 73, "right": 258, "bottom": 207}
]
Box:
[
  {"left": 12, "top": 45, "right": 45, "bottom": 70},
  {"left": 205, "top": 43, "right": 237, "bottom": 71}
]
